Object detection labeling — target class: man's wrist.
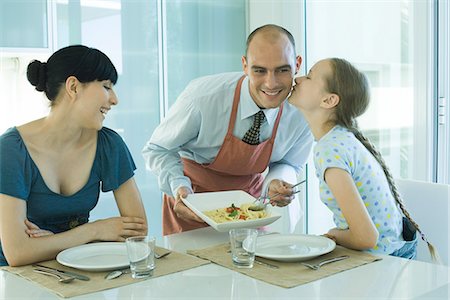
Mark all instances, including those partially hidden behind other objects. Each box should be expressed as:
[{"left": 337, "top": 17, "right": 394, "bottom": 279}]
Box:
[{"left": 172, "top": 182, "right": 193, "bottom": 198}]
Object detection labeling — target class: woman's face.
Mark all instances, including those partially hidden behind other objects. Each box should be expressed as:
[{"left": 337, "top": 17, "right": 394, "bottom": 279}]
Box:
[
  {"left": 77, "top": 80, "right": 118, "bottom": 130},
  {"left": 288, "top": 59, "right": 332, "bottom": 112}
]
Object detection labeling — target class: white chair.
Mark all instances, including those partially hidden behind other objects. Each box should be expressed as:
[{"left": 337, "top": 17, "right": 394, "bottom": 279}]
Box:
[{"left": 396, "top": 178, "right": 450, "bottom": 265}]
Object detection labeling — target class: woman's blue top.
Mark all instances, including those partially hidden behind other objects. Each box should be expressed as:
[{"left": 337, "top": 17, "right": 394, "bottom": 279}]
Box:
[{"left": 0, "top": 127, "right": 136, "bottom": 266}]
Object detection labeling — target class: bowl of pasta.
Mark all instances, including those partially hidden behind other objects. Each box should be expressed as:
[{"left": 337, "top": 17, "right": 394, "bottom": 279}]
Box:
[{"left": 182, "top": 190, "right": 281, "bottom": 232}]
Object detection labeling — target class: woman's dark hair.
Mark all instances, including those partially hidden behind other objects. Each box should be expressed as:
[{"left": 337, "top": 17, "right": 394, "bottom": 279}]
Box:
[
  {"left": 27, "top": 45, "right": 118, "bottom": 102},
  {"left": 326, "top": 58, "right": 439, "bottom": 262}
]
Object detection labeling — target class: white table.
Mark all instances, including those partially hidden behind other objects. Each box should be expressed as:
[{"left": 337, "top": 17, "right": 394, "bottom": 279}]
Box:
[{"left": 1, "top": 227, "right": 449, "bottom": 299}]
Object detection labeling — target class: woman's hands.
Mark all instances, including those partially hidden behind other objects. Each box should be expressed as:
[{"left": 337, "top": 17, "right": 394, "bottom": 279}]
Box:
[
  {"left": 173, "top": 186, "right": 204, "bottom": 223},
  {"left": 267, "top": 179, "right": 296, "bottom": 207},
  {"left": 5, "top": 178, "right": 148, "bottom": 267},
  {"left": 25, "top": 220, "right": 54, "bottom": 237},
  {"left": 25, "top": 217, "right": 147, "bottom": 242},
  {"left": 90, "top": 217, "right": 147, "bottom": 242}
]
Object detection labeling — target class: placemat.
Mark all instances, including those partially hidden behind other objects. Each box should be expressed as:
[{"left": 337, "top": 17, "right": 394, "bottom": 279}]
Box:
[
  {"left": 187, "top": 243, "right": 382, "bottom": 288},
  {"left": 1, "top": 246, "right": 209, "bottom": 298}
]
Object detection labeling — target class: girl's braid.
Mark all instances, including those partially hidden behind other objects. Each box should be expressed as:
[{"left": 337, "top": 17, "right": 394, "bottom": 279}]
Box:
[{"left": 350, "top": 126, "right": 441, "bottom": 263}]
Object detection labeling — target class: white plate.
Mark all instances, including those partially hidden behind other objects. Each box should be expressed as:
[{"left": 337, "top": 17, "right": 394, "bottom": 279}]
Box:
[
  {"left": 56, "top": 242, "right": 129, "bottom": 271},
  {"left": 182, "top": 190, "right": 281, "bottom": 232},
  {"left": 255, "top": 234, "right": 336, "bottom": 262}
]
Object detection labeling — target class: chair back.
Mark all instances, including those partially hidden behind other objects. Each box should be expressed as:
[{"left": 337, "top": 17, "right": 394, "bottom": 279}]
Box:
[{"left": 396, "top": 178, "right": 450, "bottom": 264}]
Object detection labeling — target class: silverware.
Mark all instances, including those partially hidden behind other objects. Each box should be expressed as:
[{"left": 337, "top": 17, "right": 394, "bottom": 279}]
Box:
[
  {"left": 33, "top": 264, "right": 90, "bottom": 281},
  {"left": 105, "top": 251, "right": 171, "bottom": 280},
  {"left": 105, "top": 268, "right": 131, "bottom": 280},
  {"left": 155, "top": 251, "right": 172, "bottom": 259},
  {"left": 254, "top": 259, "right": 279, "bottom": 269},
  {"left": 33, "top": 269, "right": 75, "bottom": 283},
  {"left": 249, "top": 179, "right": 306, "bottom": 211},
  {"left": 301, "top": 255, "right": 350, "bottom": 270}
]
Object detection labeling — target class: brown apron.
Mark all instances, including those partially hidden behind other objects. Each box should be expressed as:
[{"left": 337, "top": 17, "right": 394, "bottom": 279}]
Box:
[{"left": 162, "top": 75, "right": 284, "bottom": 235}]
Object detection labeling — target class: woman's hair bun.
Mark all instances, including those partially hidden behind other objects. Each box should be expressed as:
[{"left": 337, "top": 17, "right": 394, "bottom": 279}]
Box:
[{"left": 27, "top": 60, "right": 47, "bottom": 92}]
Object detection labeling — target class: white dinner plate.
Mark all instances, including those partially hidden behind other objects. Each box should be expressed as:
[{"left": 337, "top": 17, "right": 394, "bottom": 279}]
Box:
[
  {"left": 182, "top": 190, "right": 281, "bottom": 232},
  {"left": 56, "top": 242, "right": 129, "bottom": 271},
  {"left": 255, "top": 234, "right": 336, "bottom": 262}
]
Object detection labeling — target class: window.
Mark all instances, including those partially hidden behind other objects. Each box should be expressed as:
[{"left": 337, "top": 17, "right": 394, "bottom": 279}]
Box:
[
  {"left": 0, "top": 0, "right": 247, "bottom": 239},
  {"left": 303, "top": 0, "right": 438, "bottom": 233}
]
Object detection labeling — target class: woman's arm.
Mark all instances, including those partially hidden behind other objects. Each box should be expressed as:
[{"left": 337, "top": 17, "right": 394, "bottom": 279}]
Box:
[
  {"left": 324, "top": 168, "right": 379, "bottom": 250},
  {"left": 112, "top": 177, "right": 148, "bottom": 236},
  {"left": 0, "top": 194, "right": 94, "bottom": 266},
  {"left": 0, "top": 192, "right": 146, "bottom": 266}
]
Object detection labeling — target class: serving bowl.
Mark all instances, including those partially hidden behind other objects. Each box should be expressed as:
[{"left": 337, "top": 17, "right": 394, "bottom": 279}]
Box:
[{"left": 182, "top": 190, "right": 281, "bottom": 232}]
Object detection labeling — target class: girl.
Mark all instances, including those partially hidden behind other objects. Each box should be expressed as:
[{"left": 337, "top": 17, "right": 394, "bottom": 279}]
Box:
[
  {"left": 289, "top": 58, "right": 438, "bottom": 260},
  {"left": 0, "top": 45, "right": 148, "bottom": 266}
]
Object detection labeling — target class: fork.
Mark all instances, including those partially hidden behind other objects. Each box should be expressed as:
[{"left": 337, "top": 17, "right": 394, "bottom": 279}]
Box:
[
  {"left": 33, "top": 269, "right": 75, "bottom": 283},
  {"left": 249, "top": 179, "right": 306, "bottom": 211},
  {"left": 301, "top": 255, "right": 349, "bottom": 270},
  {"left": 106, "top": 251, "right": 172, "bottom": 280}
]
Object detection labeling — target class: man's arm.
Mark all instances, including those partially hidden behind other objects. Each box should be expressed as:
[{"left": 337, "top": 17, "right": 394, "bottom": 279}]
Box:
[
  {"left": 266, "top": 117, "right": 313, "bottom": 195},
  {"left": 142, "top": 91, "right": 201, "bottom": 197}
]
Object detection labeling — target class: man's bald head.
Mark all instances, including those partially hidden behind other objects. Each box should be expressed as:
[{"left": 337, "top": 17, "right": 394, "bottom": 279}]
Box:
[{"left": 245, "top": 24, "right": 296, "bottom": 58}]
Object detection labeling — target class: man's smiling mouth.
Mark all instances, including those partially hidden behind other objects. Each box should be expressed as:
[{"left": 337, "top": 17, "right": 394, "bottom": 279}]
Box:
[{"left": 262, "top": 90, "right": 282, "bottom": 96}]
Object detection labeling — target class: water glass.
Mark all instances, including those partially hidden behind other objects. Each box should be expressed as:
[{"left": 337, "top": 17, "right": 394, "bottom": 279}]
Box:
[
  {"left": 229, "top": 228, "right": 258, "bottom": 268},
  {"left": 125, "top": 236, "right": 155, "bottom": 279}
]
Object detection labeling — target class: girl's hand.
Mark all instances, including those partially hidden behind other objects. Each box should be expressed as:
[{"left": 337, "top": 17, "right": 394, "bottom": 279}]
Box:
[
  {"left": 24, "top": 219, "right": 54, "bottom": 238},
  {"left": 267, "top": 179, "right": 294, "bottom": 207},
  {"left": 322, "top": 232, "right": 337, "bottom": 243},
  {"left": 91, "top": 217, "right": 148, "bottom": 242}
]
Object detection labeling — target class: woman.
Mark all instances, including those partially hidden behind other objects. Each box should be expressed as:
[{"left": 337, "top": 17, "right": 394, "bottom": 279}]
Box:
[
  {"left": 288, "top": 58, "right": 438, "bottom": 260},
  {"left": 0, "top": 45, "right": 147, "bottom": 266}
]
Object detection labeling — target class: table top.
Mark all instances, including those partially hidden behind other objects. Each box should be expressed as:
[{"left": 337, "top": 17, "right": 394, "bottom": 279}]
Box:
[{"left": 1, "top": 227, "right": 449, "bottom": 299}]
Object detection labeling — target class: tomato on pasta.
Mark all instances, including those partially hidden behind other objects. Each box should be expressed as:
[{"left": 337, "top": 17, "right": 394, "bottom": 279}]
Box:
[{"left": 203, "top": 203, "right": 267, "bottom": 223}]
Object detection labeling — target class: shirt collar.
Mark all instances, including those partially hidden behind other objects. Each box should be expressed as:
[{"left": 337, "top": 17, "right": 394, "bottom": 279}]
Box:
[{"left": 239, "top": 76, "right": 280, "bottom": 127}]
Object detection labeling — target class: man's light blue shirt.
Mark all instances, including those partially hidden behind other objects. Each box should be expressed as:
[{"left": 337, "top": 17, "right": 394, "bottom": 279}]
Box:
[{"left": 142, "top": 72, "right": 313, "bottom": 196}]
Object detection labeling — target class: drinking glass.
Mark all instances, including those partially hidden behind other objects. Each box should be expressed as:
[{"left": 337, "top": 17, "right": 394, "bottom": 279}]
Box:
[
  {"left": 229, "top": 228, "right": 258, "bottom": 268},
  {"left": 125, "top": 236, "right": 155, "bottom": 278}
]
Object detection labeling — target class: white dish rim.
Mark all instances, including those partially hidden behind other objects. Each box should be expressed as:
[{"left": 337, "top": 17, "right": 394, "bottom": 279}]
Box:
[
  {"left": 56, "top": 242, "right": 129, "bottom": 271},
  {"left": 255, "top": 234, "right": 336, "bottom": 262}
]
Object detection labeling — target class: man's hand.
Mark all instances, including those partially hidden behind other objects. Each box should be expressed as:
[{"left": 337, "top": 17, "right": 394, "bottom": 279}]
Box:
[
  {"left": 267, "top": 179, "right": 295, "bottom": 207},
  {"left": 173, "top": 187, "right": 204, "bottom": 223}
]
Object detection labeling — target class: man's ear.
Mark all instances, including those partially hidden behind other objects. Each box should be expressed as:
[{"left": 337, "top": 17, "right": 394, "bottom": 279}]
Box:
[
  {"left": 241, "top": 55, "right": 248, "bottom": 75},
  {"left": 321, "top": 93, "right": 340, "bottom": 109},
  {"left": 295, "top": 55, "right": 302, "bottom": 74}
]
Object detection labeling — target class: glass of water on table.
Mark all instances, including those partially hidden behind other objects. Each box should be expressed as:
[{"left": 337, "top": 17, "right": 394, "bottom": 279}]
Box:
[
  {"left": 229, "top": 228, "right": 258, "bottom": 268},
  {"left": 125, "top": 236, "right": 155, "bottom": 278}
]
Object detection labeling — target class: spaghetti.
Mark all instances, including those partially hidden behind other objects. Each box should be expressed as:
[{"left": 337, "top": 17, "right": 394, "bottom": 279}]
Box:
[{"left": 203, "top": 203, "right": 268, "bottom": 223}]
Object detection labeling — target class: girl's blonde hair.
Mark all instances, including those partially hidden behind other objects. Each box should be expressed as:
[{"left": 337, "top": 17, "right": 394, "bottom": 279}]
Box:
[{"left": 325, "top": 58, "right": 440, "bottom": 263}]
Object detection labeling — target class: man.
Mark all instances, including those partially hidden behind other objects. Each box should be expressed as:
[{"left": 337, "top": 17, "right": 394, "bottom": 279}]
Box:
[{"left": 142, "top": 24, "right": 313, "bottom": 235}]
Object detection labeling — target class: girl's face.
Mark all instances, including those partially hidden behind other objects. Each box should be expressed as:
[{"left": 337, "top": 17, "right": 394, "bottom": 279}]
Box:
[
  {"left": 288, "top": 59, "right": 333, "bottom": 112},
  {"left": 77, "top": 80, "right": 118, "bottom": 130}
]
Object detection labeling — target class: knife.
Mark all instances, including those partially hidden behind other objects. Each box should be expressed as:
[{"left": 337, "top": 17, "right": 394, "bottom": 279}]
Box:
[
  {"left": 33, "top": 264, "right": 90, "bottom": 281},
  {"left": 254, "top": 259, "right": 279, "bottom": 269}
]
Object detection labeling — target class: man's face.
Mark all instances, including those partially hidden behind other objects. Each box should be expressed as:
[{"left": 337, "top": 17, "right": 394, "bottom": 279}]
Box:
[{"left": 242, "top": 33, "right": 301, "bottom": 109}]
